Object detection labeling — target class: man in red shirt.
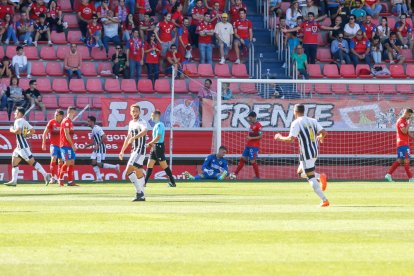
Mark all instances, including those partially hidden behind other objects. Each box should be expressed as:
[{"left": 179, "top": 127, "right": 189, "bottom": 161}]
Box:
[
  {"left": 385, "top": 108, "right": 414, "bottom": 182},
  {"left": 230, "top": 0, "right": 247, "bottom": 22},
  {"left": 197, "top": 13, "right": 214, "bottom": 64},
  {"left": 59, "top": 106, "right": 78, "bottom": 186},
  {"left": 190, "top": 0, "right": 207, "bottom": 46},
  {"left": 155, "top": 13, "right": 176, "bottom": 58},
  {"left": 233, "top": 8, "right": 252, "bottom": 64},
  {"left": 232, "top": 111, "right": 262, "bottom": 179},
  {"left": 139, "top": 13, "right": 155, "bottom": 40},
  {"left": 126, "top": 28, "right": 144, "bottom": 82},
  {"left": 42, "top": 109, "right": 64, "bottom": 184},
  {"left": 361, "top": 15, "right": 376, "bottom": 40},
  {"left": 27, "top": 0, "right": 47, "bottom": 22},
  {"left": 0, "top": 0, "right": 14, "bottom": 20},
  {"left": 166, "top": 44, "right": 183, "bottom": 78},
  {"left": 87, "top": 14, "right": 103, "bottom": 49},
  {"left": 394, "top": 13, "right": 413, "bottom": 49},
  {"left": 77, "top": 0, "right": 96, "bottom": 41},
  {"left": 210, "top": 1, "right": 223, "bottom": 26},
  {"left": 178, "top": 17, "right": 190, "bottom": 58},
  {"left": 350, "top": 30, "right": 371, "bottom": 66}
]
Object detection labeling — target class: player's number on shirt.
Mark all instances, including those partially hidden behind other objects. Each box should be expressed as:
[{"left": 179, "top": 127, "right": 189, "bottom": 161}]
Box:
[{"left": 308, "top": 127, "right": 315, "bottom": 142}]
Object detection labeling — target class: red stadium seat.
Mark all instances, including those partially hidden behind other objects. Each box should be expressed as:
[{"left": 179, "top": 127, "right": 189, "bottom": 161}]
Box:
[
  {"left": 58, "top": 0, "right": 72, "bottom": 12},
  {"left": 332, "top": 84, "right": 348, "bottom": 94},
  {"left": 29, "top": 111, "right": 46, "bottom": 121},
  {"left": 43, "top": 96, "right": 59, "bottom": 108},
  {"left": 51, "top": 31, "right": 67, "bottom": 44},
  {"left": 81, "top": 62, "right": 98, "bottom": 76},
  {"left": 214, "top": 64, "right": 231, "bottom": 78},
  {"left": 302, "top": 83, "right": 313, "bottom": 95},
  {"left": 229, "top": 82, "right": 240, "bottom": 93},
  {"left": 65, "top": 14, "right": 78, "bottom": 28},
  {"left": 0, "top": 111, "right": 8, "bottom": 121},
  {"left": 240, "top": 83, "right": 257, "bottom": 94},
  {"left": 121, "top": 79, "right": 137, "bottom": 93},
  {"left": 364, "top": 84, "right": 380, "bottom": 94},
  {"left": 323, "top": 64, "right": 340, "bottom": 78},
  {"left": 317, "top": 32, "right": 328, "bottom": 46},
  {"left": 37, "top": 78, "right": 52, "bottom": 93},
  {"left": 68, "top": 31, "right": 83, "bottom": 44},
  {"left": 19, "top": 78, "right": 30, "bottom": 90},
  {"left": 56, "top": 46, "right": 70, "bottom": 60},
  {"left": 0, "top": 47, "right": 5, "bottom": 59},
  {"left": 316, "top": 48, "right": 333, "bottom": 62},
  {"left": 397, "top": 84, "right": 414, "bottom": 94},
  {"left": 340, "top": 64, "right": 356, "bottom": 78},
  {"left": 308, "top": 64, "right": 323, "bottom": 78},
  {"left": 390, "top": 64, "right": 406, "bottom": 78},
  {"left": 31, "top": 62, "right": 46, "bottom": 76},
  {"left": 76, "top": 95, "right": 90, "bottom": 108},
  {"left": 198, "top": 64, "right": 214, "bottom": 77},
  {"left": 137, "top": 79, "right": 154, "bottom": 93},
  {"left": 91, "top": 47, "right": 115, "bottom": 60},
  {"left": 1, "top": 78, "right": 10, "bottom": 87},
  {"left": 97, "top": 62, "right": 113, "bottom": 77},
  {"left": 59, "top": 95, "right": 75, "bottom": 108},
  {"left": 356, "top": 64, "right": 373, "bottom": 78},
  {"left": 348, "top": 84, "right": 364, "bottom": 94},
  {"left": 154, "top": 79, "right": 171, "bottom": 93},
  {"left": 189, "top": 79, "right": 203, "bottom": 93},
  {"left": 173, "top": 79, "right": 188, "bottom": 93},
  {"left": 69, "top": 79, "right": 86, "bottom": 93},
  {"left": 77, "top": 45, "right": 91, "bottom": 60},
  {"left": 231, "top": 64, "right": 249, "bottom": 78},
  {"left": 25, "top": 47, "right": 39, "bottom": 60},
  {"left": 380, "top": 84, "right": 396, "bottom": 94},
  {"left": 40, "top": 46, "right": 57, "bottom": 60},
  {"left": 46, "top": 62, "right": 64, "bottom": 76},
  {"left": 314, "top": 83, "right": 332, "bottom": 94},
  {"left": 52, "top": 79, "right": 69, "bottom": 93},
  {"left": 104, "top": 79, "right": 121, "bottom": 93},
  {"left": 86, "top": 79, "right": 104, "bottom": 93},
  {"left": 401, "top": 49, "right": 414, "bottom": 62},
  {"left": 91, "top": 97, "right": 102, "bottom": 108},
  {"left": 182, "top": 63, "right": 199, "bottom": 77},
  {"left": 406, "top": 64, "right": 414, "bottom": 78}
]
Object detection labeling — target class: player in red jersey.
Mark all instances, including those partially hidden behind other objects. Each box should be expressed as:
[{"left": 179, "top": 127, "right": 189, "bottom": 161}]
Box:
[
  {"left": 42, "top": 109, "right": 64, "bottom": 184},
  {"left": 385, "top": 108, "right": 414, "bottom": 182},
  {"left": 233, "top": 111, "right": 262, "bottom": 179},
  {"left": 59, "top": 106, "right": 78, "bottom": 186}
]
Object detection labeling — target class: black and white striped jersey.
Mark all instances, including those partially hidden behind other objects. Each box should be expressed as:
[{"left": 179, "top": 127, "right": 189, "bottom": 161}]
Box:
[
  {"left": 14, "top": 118, "right": 33, "bottom": 149},
  {"left": 92, "top": 125, "right": 106, "bottom": 154},
  {"left": 289, "top": 116, "right": 323, "bottom": 161},
  {"left": 128, "top": 117, "right": 147, "bottom": 154}
]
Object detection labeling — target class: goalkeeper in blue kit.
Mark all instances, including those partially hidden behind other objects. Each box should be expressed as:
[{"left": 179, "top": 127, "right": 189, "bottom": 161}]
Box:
[{"left": 183, "top": 146, "right": 229, "bottom": 180}]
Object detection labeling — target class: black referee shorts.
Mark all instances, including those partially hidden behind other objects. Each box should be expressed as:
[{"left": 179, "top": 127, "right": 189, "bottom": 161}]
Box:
[{"left": 150, "top": 143, "right": 166, "bottom": 162}]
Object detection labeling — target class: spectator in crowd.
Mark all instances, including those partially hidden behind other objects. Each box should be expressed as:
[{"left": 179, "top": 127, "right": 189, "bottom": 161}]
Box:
[
  {"left": 155, "top": 13, "right": 176, "bottom": 70},
  {"left": 1, "top": 13, "right": 19, "bottom": 45},
  {"left": 126, "top": 28, "right": 144, "bottom": 82},
  {"left": 178, "top": 17, "right": 190, "bottom": 58},
  {"left": 77, "top": 0, "right": 96, "bottom": 42},
  {"left": 198, "top": 78, "right": 214, "bottom": 99},
  {"left": 12, "top": 46, "right": 31, "bottom": 79},
  {"left": 0, "top": 0, "right": 14, "bottom": 20},
  {"left": 215, "top": 12, "right": 233, "bottom": 64},
  {"left": 384, "top": 31, "right": 405, "bottom": 64},
  {"left": 326, "top": 0, "right": 340, "bottom": 18},
  {"left": 392, "top": 0, "right": 408, "bottom": 17},
  {"left": 295, "top": 16, "right": 304, "bottom": 41},
  {"left": 230, "top": 0, "right": 247, "bottom": 23},
  {"left": 377, "top": 16, "right": 391, "bottom": 43},
  {"left": 33, "top": 14, "right": 52, "bottom": 47},
  {"left": 115, "top": 0, "right": 129, "bottom": 26},
  {"left": 350, "top": 30, "right": 371, "bottom": 66},
  {"left": 302, "top": 0, "right": 326, "bottom": 21},
  {"left": 64, "top": 43, "right": 82, "bottom": 81},
  {"left": 292, "top": 44, "right": 309, "bottom": 79},
  {"left": 171, "top": 2, "right": 184, "bottom": 27},
  {"left": 102, "top": 10, "right": 121, "bottom": 57},
  {"left": 122, "top": 13, "right": 135, "bottom": 42},
  {"left": 331, "top": 32, "right": 351, "bottom": 64},
  {"left": 27, "top": 0, "right": 47, "bottom": 22},
  {"left": 97, "top": 0, "right": 110, "bottom": 18},
  {"left": 269, "top": 0, "right": 283, "bottom": 18},
  {"left": 344, "top": 14, "right": 361, "bottom": 40},
  {"left": 363, "top": 0, "right": 381, "bottom": 18},
  {"left": 286, "top": 1, "right": 302, "bottom": 28},
  {"left": 361, "top": 15, "right": 377, "bottom": 40},
  {"left": 139, "top": 12, "right": 155, "bottom": 40},
  {"left": 370, "top": 35, "right": 383, "bottom": 64},
  {"left": 287, "top": 31, "right": 300, "bottom": 55},
  {"left": 197, "top": 13, "right": 214, "bottom": 64},
  {"left": 166, "top": 44, "right": 183, "bottom": 78},
  {"left": 16, "top": 12, "right": 34, "bottom": 46},
  {"left": 112, "top": 45, "right": 129, "bottom": 79},
  {"left": 144, "top": 32, "right": 161, "bottom": 86},
  {"left": 124, "top": 0, "right": 135, "bottom": 17},
  {"left": 190, "top": 0, "right": 207, "bottom": 46},
  {"left": 222, "top": 82, "right": 233, "bottom": 100},
  {"left": 24, "top": 79, "right": 46, "bottom": 120},
  {"left": 329, "top": 15, "right": 344, "bottom": 42},
  {"left": 210, "top": 1, "right": 223, "bottom": 26},
  {"left": 335, "top": 1, "right": 351, "bottom": 22},
  {"left": 275, "top": 17, "right": 288, "bottom": 50},
  {"left": 394, "top": 13, "right": 413, "bottom": 49},
  {"left": 47, "top": 0, "right": 68, "bottom": 39},
  {"left": 351, "top": 0, "right": 367, "bottom": 22},
  {"left": 87, "top": 14, "right": 103, "bottom": 49},
  {"left": 135, "top": 0, "right": 147, "bottom": 21},
  {"left": 233, "top": 8, "right": 253, "bottom": 64},
  {"left": 5, "top": 76, "right": 26, "bottom": 120},
  {"left": 0, "top": 56, "right": 12, "bottom": 78}
]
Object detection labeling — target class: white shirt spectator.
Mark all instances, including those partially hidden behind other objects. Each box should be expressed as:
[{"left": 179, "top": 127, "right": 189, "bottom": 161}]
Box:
[
  {"left": 344, "top": 23, "right": 361, "bottom": 37},
  {"left": 12, "top": 55, "right": 28, "bottom": 68},
  {"left": 102, "top": 18, "right": 119, "bottom": 38},
  {"left": 214, "top": 21, "right": 234, "bottom": 45}
]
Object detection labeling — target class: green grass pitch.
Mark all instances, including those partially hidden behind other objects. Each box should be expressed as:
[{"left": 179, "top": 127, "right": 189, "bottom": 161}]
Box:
[{"left": 1, "top": 181, "right": 414, "bottom": 275}]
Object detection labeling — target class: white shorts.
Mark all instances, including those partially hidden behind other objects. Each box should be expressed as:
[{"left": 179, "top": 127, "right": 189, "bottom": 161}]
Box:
[
  {"left": 298, "top": 158, "right": 317, "bottom": 173},
  {"left": 91, "top": 152, "right": 106, "bottom": 163},
  {"left": 12, "top": 147, "right": 33, "bottom": 162},
  {"left": 127, "top": 151, "right": 145, "bottom": 168}
]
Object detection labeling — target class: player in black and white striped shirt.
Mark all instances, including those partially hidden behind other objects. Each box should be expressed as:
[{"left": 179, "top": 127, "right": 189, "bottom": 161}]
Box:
[
  {"left": 4, "top": 107, "right": 51, "bottom": 186},
  {"left": 274, "top": 104, "right": 330, "bottom": 207},
  {"left": 86, "top": 116, "right": 120, "bottom": 182},
  {"left": 119, "top": 105, "right": 148, "bottom": 202}
]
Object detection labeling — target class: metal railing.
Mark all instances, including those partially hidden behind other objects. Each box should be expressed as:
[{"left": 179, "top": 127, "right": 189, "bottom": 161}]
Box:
[{"left": 248, "top": 39, "right": 256, "bottom": 78}]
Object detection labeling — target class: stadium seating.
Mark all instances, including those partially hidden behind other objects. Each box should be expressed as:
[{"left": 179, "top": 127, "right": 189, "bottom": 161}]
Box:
[
  {"left": 308, "top": 64, "right": 323, "bottom": 78},
  {"left": 37, "top": 79, "right": 52, "bottom": 93},
  {"left": 406, "top": 64, "right": 414, "bottom": 78},
  {"left": 340, "top": 64, "right": 356, "bottom": 78},
  {"left": 390, "top": 65, "right": 406, "bottom": 78},
  {"left": 98, "top": 63, "right": 113, "bottom": 77},
  {"left": 137, "top": 79, "right": 155, "bottom": 93},
  {"left": 173, "top": 79, "right": 189, "bottom": 93},
  {"left": 104, "top": 79, "right": 121, "bottom": 93},
  {"left": 155, "top": 79, "right": 171, "bottom": 93},
  {"left": 40, "top": 47, "right": 57, "bottom": 60},
  {"left": 32, "top": 62, "right": 46, "bottom": 76},
  {"left": 316, "top": 48, "right": 333, "bottom": 62},
  {"left": 231, "top": 64, "right": 249, "bottom": 78},
  {"left": 76, "top": 95, "right": 90, "bottom": 108},
  {"left": 52, "top": 79, "right": 69, "bottom": 93},
  {"left": 323, "top": 64, "right": 340, "bottom": 78},
  {"left": 81, "top": 63, "right": 98, "bottom": 77},
  {"left": 121, "top": 79, "right": 137, "bottom": 93},
  {"left": 198, "top": 64, "right": 214, "bottom": 77},
  {"left": 51, "top": 31, "right": 67, "bottom": 44},
  {"left": 332, "top": 84, "right": 347, "bottom": 94},
  {"left": 59, "top": 95, "right": 75, "bottom": 108},
  {"left": 314, "top": 83, "right": 331, "bottom": 94},
  {"left": 214, "top": 64, "right": 232, "bottom": 78},
  {"left": 182, "top": 63, "right": 199, "bottom": 77},
  {"left": 43, "top": 96, "right": 59, "bottom": 108}
]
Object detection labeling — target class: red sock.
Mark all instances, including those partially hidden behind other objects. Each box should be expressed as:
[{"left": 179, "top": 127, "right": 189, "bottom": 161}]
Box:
[
  {"left": 235, "top": 158, "right": 245, "bottom": 175},
  {"left": 252, "top": 163, "right": 260, "bottom": 178},
  {"left": 50, "top": 162, "right": 57, "bottom": 178},
  {"left": 388, "top": 161, "right": 400, "bottom": 175},
  {"left": 59, "top": 164, "right": 67, "bottom": 180},
  {"left": 67, "top": 165, "right": 74, "bottom": 182},
  {"left": 58, "top": 163, "right": 63, "bottom": 178},
  {"left": 404, "top": 163, "right": 413, "bottom": 178}
]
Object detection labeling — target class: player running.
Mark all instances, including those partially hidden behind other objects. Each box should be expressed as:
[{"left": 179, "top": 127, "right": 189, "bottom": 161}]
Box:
[
  {"left": 183, "top": 146, "right": 229, "bottom": 181},
  {"left": 42, "top": 109, "right": 64, "bottom": 184},
  {"left": 233, "top": 111, "right": 262, "bottom": 179},
  {"left": 59, "top": 106, "right": 78, "bottom": 187},
  {"left": 86, "top": 116, "right": 120, "bottom": 182},
  {"left": 385, "top": 108, "right": 414, "bottom": 182},
  {"left": 144, "top": 110, "right": 176, "bottom": 187},
  {"left": 274, "top": 104, "right": 330, "bottom": 207},
  {"left": 4, "top": 107, "right": 51, "bottom": 186},
  {"left": 119, "top": 105, "right": 148, "bottom": 202}
]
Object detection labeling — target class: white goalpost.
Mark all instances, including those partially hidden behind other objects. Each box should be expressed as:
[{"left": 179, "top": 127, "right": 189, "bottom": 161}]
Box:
[{"left": 212, "top": 78, "right": 414, "bottom": 180}]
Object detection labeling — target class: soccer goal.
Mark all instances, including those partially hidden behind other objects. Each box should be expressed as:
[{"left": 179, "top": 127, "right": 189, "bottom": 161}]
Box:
[{"left": 206, "top": 78, "right": 414, "bottom": 180}]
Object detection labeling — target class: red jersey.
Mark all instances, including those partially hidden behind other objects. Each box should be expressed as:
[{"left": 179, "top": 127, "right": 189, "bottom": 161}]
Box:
[
  {"left": 178, "top": 26, "right": 189, "bottom": 45},
  {"left": 362, "top": 23, "right": 376, "bottom": 39},
  {"left": 144, "top": 42, "right": 161, "bottom": 64},
  {"left": 30, "top": 3, "right": 47, "bottom": 20},
  {"left": 397, "top": 117, "right": 410, "bottom": 147},
  {"left": 0, "top": 4, "right": 14, "bottom": 20},
  {"left": 209, "top": 0, "right": 226, "bottom": 11},
  {"left": 247, "top": 122, "right": 262, "bottom": 148},
  {"left": 166, "top": 51, "right": 182, "bottom": 66},
  {"left": 87, "top": 22, "right": 102, "bottom": 35},
  {"left": 60, "top": 117, "right": 74, "bottom": 148},
  {"left": 158, "top": 20, "right": 175, "bottom": 42},
  {"left": 191, "top": 6, "right": 207, "bottom": 26},
  {"left": 46, "top": 119, "right": 61, "bottom": 146},
  {"left": 197, "top": 21, "right": 214, "bottom": 44},
  {"left": 172, "top": 10, "right": 183, "bottom": 26},
  {"left": 230, "top": 4, "right": 247, "bottom": 22},
  {"left": 300, "top": 21, "right": 320, "bottom": 44},
  {"left": 137, "top": 0, "right": 146, "bottom": 14},
  {"left": 351, "top": 37, "right": 370, "bottom": 54},
  {"left": 210, "top": 9, "right": 222, "bottom": 26},
  {"left": 233, "top": 19, "right": 252, "bottom": 40},
  {"left": 48, "top": 6, "right": 62, "bottom": 20},
  {"left": 365, "top": 0, "right": 376, "bottom": 5},
  {"left": 394, "top": 21, "right": 412, "bottom": 37},
  {"left": 77, "top": 3, "right": 96, "bottom": 21},
  {"left": 127, "top": 37, "right": 144, "bottom": 61}
]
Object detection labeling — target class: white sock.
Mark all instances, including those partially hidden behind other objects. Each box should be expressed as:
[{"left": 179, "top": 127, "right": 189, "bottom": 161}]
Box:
[
  {"left": 34, "top": 162, "right": 47, "bottom": 178},
  {"left": 103, "top": 163, "right": 117, "bottom": 169},
  {"left": 315, "top": 172, "right": 320, "bottom": 180},
  {"left": 93, "top": 166, "right": 102, "bottom": 180},
  {"left": 309, "top": 177, "right": 327, "bottom": 201},
  {"left": 128, "top": 172, "right": 142, "bottom": 193},
  {"left": 11, "top": 166, "right": 18, "bottom": 183},
  {"left": 137, "top": 176, "right": 145, "bottom": 194}
]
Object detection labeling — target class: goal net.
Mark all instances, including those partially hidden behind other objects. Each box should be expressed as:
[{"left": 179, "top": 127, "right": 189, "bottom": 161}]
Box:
[{"left": 204, "top": 78, "right": 414, "bottom": 180}]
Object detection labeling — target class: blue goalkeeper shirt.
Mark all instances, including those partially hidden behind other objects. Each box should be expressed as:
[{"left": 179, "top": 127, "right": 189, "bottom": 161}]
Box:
[{"left": 202, "top": 154, "right": 228, "bottom": 174}]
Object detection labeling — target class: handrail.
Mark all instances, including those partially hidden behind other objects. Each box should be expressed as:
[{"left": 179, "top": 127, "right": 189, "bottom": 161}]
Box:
[{"left": 248, "top": 39, "right": 256, "bottom": 78}]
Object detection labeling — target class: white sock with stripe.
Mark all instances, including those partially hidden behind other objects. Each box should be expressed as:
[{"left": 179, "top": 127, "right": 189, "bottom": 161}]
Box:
[
  {"left": 128, "top": 172, "right": 142, "bottom": 193},
  {"left": 34, "top": 162, "right": 47, "bottom": 178},
  {"left": 137, "top": 176, "right": 145, "bottom": 195},
  {"left": 103, "top": 163, "right": 117, "bottom": 169}
]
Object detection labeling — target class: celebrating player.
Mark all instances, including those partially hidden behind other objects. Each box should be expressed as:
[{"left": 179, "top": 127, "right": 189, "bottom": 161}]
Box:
[
  {"left": 59, "top": 106, "right": 77, "bottom": 187},
  {"left": 274, "top": 104, "right": 330, "bottom": 207},
  {"left": 385, "top": 108, "right": 414, "bottom": 182},
  {"left": 42, "top": 109, "right": 64, "bottom": 184},
  {"left": 4, "top": 107, "right": 51, "bottom": 186},
  {"left": 145, "top": 110, "right": 176, "bottom": 187},
  {"left": 233, "top": 111, "right": 262, "bottom": 179},
  {"left": 183, "top": 146, "right": 229, "bottom": 181},
  {"left": 119, "top": 105, "right": 148, "bottom": 202},
  {"left": 86, "top": 116, "right": 120, "bottom": 182}
]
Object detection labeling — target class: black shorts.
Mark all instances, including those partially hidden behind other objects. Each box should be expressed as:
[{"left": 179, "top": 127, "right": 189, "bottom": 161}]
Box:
[{"left": 150, "top": 143, "right": 166, "bottom": 162}]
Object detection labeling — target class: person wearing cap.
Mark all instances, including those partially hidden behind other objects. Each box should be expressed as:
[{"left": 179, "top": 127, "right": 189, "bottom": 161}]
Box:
[{"left": 214, "top": 12, "right": 234, "bottom": 64}]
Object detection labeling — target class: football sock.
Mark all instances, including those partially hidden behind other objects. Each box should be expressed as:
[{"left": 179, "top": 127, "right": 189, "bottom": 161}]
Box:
[
  {"left": 388, "top": 161, "right": 400, "bottom": 175},
  {"left": 93, "top": 165, "right": 102, "bottom": 180},
  {"left": 59, "top": 164, "right": 67, "bottom": 180},
  {"left": 11, "top": 166, "right": 18, "bottom": 183},
  {"left": 58, "top": 163, "right": 63, "bottom": 179},
  {"left": 308, "top": 176, "right": 327, "bottom": 201},
  {"left": 194, "top": 175, "right": 201, "bottom": 180},
  {"left": 252, "top": 163, "right": 260, "bottom": 178},
  {"left": 50, "top": 162, "right": 57, "bottom": 178},
  {"left": 404, "top": 163, "right": 413, "bottom": 178},
  {"left": 34, "top": 162, "right": 47, "bottom": 178},
  {"left": 145, "top": 168, "right": 153, "bottom": 184},
  {"left": 67, "top": 165, "right": 74, "bottom": 182},
  {"left": 128, "top": 172, "right": 142, "bottom": 193},
  {"left": 235, "top": 158, "right": 245, "bottom": 174},
  {"left": 137, "top": 176, "right": 145, "bottom": 193},
  {"left": 103, "top": 163, "right": 117, "bottom": 169},
  {"left": 164, "top": 167, "right": 176, "bottom": 184},
  {"left": 315, "top": 172, "right": 320, "bottom": 179}
]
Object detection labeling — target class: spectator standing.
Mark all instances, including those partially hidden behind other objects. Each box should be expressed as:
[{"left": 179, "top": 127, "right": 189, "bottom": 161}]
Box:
[
  {"left": 286, "top": 1, "right": 302, "bottom": 28},
  {"left": 97, "top": 0, "right": 110, "bottom": 19},
  {"left": 329, "top": 15, "right": 344, "bottom": 42},
  {"left": 171, "top": 2, "right": 184, "bottom": 28},
  {"left": 198, "top": 78, "right": 214, "bottom": 99},
  {"left": 269, "top": 0, "right": 283, "bottom": 18},
  {"left": 126, "top": 28, "right": 144, "bottom": 82},
  {"left": 344, "top": 15, "right": 361, "bottom": 40},
  {"left": 2, "top": 13, "right": 19, "bottom": 45},
  {"left": 102, "top": 10, "right": 121, "bottom": 57},
  {"left": 47, "top": 0, "right": 67, "bottom": 38},
  {"left": 16, "top": 12, "right": 34, "bottom": 45},
  {"left": 392, "top": 0, "right": 408, "bottom": 17},
  {"left": 370, "top": 35, "right": 383, "bottom": 64},
  {"left": 326, "top": 0, "right": 340, "bottom": 18},
  {"left": 197, "top": 13, "right": 214, "bottom": 64},
  {"left": 350, "top": 30, "right": 371, "bottom": 66},
  {"left": 210, "top": 1, "right": 223, "bottom": 27},
  {"left": 302, "top": 0, "right": 326, "bottom": 22},
  {"left": 122, "top": 13, "right": 135, "bottom": 42},
  {"left": 115, "top": 0, "right": 129, "bottom": 26},
  {"left": 64, "top": 44, "right": 82, "bottom": 81},
  {"left": 377, "top": 17, "right": 391, "bottom": 43},
  {"left": 12, "top": 46, "right": 31, "bottom": 79},
  {"left": 178, "top": 17, "right": 190, "bottom": 58},
  {"left": 394, "top": 13, "right": 413, "bottom": 49},
  {"left": 361, "top": 15, "right": 377, "bottom": 40},
  {"left": 27, "top": 0, "right": 47, "bottom": 23},
  {"left": 33, "top": 14, "right": 52, "bottom": 47},
  {"left": 77, "top": 0, "right": 96, "bottom": 42},
  {"left": 166, "top": 44, "right": 183, "bottom": 78},
  {"left": 331, "top": 32, "right": 351, "bottom": 64},
  {"left": 144, "top": 32, "right": 161, "bottom": 86},
  {"left": 229, "top": 0, "right": 247, "bottom": 23},
  {"left": 233, "top": 8, "right": 253, "bottom": 64},
  {"left": 5, "top": 76, "right": 26, "bottom": 120},
  {"left": 24, "top": 79, "right": 46, "bottom": 120},
  {"left": 363, "top": 0, "right": 381, "bottom": 18},
  {"left": 190, "top": 0, "right": 207, "bottom": 46},
  {"left": 155, "top": 13, "right": 176, "bottom": 70},
  {"left": 87, "top": 14, "right": 103, "bottom": 49},
  {"left": 139, "top": 13, "right": 155, "bottom": 40},
  {"left": 384, "top": 32, "right": 405, "bottom": 64},
  {"left": 291, "top": 45, "right": 309, "bottom": 79},
  {"left": 335, "top": 1, "right": 350, "bottom": 22},
  {"left": 112, "top": 45, "right": 129, "bottom": 78},
  {"left": 215, "top": 13, "right": 233, "bottom": 64}
]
